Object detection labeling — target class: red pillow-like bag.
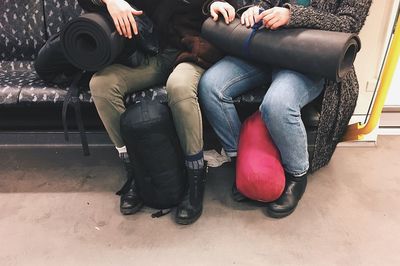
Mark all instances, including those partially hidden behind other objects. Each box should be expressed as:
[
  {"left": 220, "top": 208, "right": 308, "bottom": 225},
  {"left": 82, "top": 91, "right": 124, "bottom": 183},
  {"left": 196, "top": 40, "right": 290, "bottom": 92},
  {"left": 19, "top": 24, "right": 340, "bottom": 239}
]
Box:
[{"left": 236, "top": 111, "right": 285, "bottom": 202}]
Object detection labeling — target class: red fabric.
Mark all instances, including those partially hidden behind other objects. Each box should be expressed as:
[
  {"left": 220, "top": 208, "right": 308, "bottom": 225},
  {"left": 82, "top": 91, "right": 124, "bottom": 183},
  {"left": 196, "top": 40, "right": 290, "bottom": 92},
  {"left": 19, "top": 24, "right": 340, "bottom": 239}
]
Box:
[{"left": 236, "top": 111, "right": 285, "bottom": 202}]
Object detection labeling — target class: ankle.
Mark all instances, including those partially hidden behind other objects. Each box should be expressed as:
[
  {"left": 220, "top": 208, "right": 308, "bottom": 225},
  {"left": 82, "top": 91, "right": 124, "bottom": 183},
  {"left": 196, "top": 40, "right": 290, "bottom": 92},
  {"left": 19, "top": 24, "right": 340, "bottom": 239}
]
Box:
[
  {"left": 116, "top": 146, "right": 130, "bottom": 163},
  {"left": 185, "top": 151, "right": 204, "bottom": 170}
]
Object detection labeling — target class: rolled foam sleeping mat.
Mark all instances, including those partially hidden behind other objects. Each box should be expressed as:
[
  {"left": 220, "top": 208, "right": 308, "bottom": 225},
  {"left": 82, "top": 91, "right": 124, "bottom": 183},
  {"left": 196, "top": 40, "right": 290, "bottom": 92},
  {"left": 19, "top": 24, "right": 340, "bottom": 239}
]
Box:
[
  {"left": 202, "top": 18, "right": 361, "bottom": 81},
  {"left": 61, "top": 12, "right": 133, "bottom": 72}
]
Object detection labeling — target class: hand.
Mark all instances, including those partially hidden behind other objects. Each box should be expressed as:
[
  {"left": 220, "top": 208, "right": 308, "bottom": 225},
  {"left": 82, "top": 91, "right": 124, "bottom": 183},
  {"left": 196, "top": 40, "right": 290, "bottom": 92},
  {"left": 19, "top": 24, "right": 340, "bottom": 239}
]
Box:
[
  {"left": 256, "top": 7, "right": 290, "bottom": 30},
  {"left": 103, "top": 0, "right": 143, "bottom": 38},
  {"left": 210, "top": 1, "right": 235, "bottom": 24},
  {"left": 240, "top": 6, "right": 261, "bottom": 28}
]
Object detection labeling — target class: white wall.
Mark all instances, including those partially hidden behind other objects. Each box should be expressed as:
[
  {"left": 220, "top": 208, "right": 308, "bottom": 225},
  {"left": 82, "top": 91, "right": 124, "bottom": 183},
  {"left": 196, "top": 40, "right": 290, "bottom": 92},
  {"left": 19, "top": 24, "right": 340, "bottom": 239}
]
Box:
[
  {"left": 385, "top": 59, "right": 400, "bottom": 106},
  {"left": 353, "top": 0, "right": 394, "bottom": 114}
]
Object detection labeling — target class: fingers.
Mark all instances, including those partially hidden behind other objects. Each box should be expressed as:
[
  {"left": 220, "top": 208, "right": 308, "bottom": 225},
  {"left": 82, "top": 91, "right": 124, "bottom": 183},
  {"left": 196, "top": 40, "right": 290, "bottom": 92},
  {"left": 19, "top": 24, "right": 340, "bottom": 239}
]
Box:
[
  {"left": 249, "top": 12, "right": 255, "bottom": 27},
  {"left": 270, "top": 19, "right": 286, "bottom": 30},
  {"left": 227, "top": 6, "right": 235, "bottom": 22},
  {"left": 122, "top": 16, "right": 131, "bottom": 38},
  {"left": 262, "top": 13, "right": 275, "bottom": 26},
  {"left": 263, "top": 13, "right": 280, "bottom": 29},
  {"left": 128, "top": 12, "right": 138, "bottom": 36},
  {"left": 115, "top": 10, "right": 141, "bottom": 38},
  {"left": 112, "top": 17, "right": 123, "bottom": 36},
  {"left": 218, "top": 7, "right": 229, "bottom": 24},
  {"left": 241, "top": 7, "right": 258, "bottom": 28},
  {"left": 256, "top": 8, "right": 273, "bottom": 23},
  {"left": 245, "top": 14, "right": 250, "bottom": 27},
  {"left": 264, "top": 16, "right": 279, "bottom": 29},
  {"left": 210, "top": 2, "right": 235, "bottom": 24},
  {"left": 131, "top": 9, "right": 143, "bottom": 16},
  {"left": 211, "top": 9, "right": 218, "bottom": 21},
  {"left": 118, "top": 17, "right": 127, "bottom": 37}
]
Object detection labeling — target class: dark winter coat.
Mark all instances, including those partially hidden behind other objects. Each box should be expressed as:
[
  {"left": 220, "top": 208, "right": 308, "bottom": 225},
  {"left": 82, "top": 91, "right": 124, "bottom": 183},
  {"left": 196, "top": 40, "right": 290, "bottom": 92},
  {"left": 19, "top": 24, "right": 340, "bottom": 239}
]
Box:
[
  {"left": 241, "top": 0, "right": 372, "bottom": 172},
  {"left": 82, "top": 0, "right": 237, "bottom": 68}
]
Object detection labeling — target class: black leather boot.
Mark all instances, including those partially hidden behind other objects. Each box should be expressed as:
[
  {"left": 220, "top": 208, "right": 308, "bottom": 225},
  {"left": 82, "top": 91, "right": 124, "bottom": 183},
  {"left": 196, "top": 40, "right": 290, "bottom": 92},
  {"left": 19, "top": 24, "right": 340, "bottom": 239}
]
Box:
[
  {"left": 265, "top": 172, "right": 307, "bottom": 218},
  {"left": 116, "top": 161, "right": 143, "bottom": 215},
  {"left": 175, "top": 163, "right": 207, "bottom": 225},
  {"left": 232, "top": 181, "right": 248, "bottom": 202},
  {"left": 229, "top": 157, "right": 249, "bottom": 202}
]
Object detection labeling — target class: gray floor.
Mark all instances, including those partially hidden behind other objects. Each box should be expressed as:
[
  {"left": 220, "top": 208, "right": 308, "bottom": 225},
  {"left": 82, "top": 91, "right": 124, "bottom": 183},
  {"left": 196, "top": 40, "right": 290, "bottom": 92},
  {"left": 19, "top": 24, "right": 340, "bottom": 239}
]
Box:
[{"left": 0, "top": 136, "right": 399, "bottom": 266}]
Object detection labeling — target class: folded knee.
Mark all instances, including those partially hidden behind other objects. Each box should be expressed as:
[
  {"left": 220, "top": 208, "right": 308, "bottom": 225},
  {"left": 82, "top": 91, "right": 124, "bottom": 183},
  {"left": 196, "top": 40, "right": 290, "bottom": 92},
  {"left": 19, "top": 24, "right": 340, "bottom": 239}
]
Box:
[
  {"left": 260, "top": 97, "right": 300, "bottom": 124},
  {"left": 89, "top": 70, "right": 125, "bottom": 99},
  {"left": 166, "top": 79, "right": 198, "bottom": 105},
  {"left": 199, "top": 73, "right": 220, "bottom": 99}
]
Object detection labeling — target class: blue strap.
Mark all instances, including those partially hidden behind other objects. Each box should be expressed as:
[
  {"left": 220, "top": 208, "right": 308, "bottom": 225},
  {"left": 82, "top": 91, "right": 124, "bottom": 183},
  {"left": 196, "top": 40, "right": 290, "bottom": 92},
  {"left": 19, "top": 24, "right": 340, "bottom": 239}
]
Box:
[{"left": 242, "top": 8, "right": 265, "bottom": 56}]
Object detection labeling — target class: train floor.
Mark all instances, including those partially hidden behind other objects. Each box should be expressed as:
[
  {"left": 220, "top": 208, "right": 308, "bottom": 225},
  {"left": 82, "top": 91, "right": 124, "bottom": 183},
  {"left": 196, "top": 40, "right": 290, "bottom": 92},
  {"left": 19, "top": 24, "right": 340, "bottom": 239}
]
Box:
[{"left": 0, "top": 136, "right": 399, "bottom": 265}]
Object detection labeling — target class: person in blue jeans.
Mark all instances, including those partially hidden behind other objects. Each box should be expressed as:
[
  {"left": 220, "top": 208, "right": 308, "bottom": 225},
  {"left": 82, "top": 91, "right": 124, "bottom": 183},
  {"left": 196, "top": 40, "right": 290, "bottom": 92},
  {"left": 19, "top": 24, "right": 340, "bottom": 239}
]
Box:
[{"left": 199, "top": 0, "right": 369, "bottom": 218}]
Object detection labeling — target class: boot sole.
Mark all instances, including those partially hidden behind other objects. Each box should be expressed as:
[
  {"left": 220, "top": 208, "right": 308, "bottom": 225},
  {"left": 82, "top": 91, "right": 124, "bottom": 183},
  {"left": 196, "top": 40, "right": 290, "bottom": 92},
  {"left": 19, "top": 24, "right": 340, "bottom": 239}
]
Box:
[
  {"left": 120, "top": 202, "right": 144, "bottom": 216},
  {"left": 265, "top": 206, "right": 296, "bottom": 219},
  {"left": 175, "top": 210, "right": 202, "bottom": 225}
]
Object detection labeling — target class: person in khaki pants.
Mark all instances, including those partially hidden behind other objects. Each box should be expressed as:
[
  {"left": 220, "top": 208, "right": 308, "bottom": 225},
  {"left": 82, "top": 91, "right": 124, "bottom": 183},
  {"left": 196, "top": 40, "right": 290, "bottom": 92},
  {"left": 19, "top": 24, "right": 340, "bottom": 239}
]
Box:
[{"left": 86, "top": 0, "right": 237, "bottom": 224}]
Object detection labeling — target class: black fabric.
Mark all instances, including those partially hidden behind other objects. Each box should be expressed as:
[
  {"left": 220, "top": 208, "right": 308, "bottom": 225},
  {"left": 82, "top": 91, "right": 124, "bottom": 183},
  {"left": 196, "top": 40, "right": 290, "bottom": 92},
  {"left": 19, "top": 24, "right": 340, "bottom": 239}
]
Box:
[
  {"left": 120, "top": 100, "right": 186, "bottom": 210},
  {"left": 202, "top": 18, "right": 361, "bottom": 81},
  {"left": 61, "top": 10, "right": 158, "bottom": 72},
  {"left": 61, "top": 12, "right": 134, "bottom": 71},
  {"left": 35, "top": 33, "right": 82, "bottom": 85}
]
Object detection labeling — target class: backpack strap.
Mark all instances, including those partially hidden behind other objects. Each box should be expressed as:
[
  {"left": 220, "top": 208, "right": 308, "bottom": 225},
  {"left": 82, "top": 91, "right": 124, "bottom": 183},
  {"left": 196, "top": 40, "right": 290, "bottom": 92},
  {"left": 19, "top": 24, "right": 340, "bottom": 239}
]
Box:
[{"left": 62, "top": 70, "right": 90, "bottom": 156}]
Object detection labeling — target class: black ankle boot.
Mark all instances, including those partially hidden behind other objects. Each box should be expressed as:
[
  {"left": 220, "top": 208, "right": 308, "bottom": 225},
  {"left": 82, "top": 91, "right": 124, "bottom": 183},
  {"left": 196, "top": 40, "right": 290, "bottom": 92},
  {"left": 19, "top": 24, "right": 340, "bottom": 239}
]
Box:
[
  {"left": 175, "top": 163, "right": 207, "bottom": 225},
  {"left": 116, "top": 161, "right": 143, "bottom": 215},
  {"left": 231, "top": 181, "right": 248, "bottom": 202},
  {"left": 266, "top": 172, "right": 307, "bottom": 218},
  {"left": 229, "top": 157, "right": 248, "bottom": 202}
]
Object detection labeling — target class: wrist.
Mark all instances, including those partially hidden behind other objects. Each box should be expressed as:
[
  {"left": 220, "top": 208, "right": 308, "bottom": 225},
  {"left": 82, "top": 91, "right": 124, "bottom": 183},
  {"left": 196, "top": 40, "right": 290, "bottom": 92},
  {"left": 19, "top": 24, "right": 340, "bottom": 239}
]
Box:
[{"left": 283, "top": 4, "right": 292, "bottom": 25}]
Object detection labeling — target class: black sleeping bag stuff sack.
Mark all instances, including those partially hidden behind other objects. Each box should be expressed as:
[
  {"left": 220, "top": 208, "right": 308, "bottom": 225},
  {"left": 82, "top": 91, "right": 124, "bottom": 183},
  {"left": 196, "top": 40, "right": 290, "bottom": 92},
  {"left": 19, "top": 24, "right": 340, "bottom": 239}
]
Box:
[{"left": 120, "top": 101, "right": 186, "bottom": 210}]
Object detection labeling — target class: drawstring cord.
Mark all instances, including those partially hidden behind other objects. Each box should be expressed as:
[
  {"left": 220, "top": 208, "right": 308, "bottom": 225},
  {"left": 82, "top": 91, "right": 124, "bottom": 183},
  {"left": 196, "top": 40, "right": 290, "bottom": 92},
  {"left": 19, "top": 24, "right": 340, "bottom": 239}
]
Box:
[{"left": 242, "top": 8, "right": 265, "bottom": 56}]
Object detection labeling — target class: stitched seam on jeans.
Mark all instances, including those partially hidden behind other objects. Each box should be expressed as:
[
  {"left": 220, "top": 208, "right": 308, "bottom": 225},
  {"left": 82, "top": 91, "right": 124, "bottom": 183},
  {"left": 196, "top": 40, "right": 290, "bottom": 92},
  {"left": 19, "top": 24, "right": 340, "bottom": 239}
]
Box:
[{"left": 220, "top": 101, "right": 239, "bottom": 153}]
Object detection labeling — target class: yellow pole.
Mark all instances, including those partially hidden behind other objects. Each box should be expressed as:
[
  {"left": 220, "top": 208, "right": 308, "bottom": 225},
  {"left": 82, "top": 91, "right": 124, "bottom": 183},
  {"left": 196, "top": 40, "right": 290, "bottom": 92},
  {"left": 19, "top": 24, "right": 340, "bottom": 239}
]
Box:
[{"left": 343, "top": 14, "right": 400, "bottom": 141}]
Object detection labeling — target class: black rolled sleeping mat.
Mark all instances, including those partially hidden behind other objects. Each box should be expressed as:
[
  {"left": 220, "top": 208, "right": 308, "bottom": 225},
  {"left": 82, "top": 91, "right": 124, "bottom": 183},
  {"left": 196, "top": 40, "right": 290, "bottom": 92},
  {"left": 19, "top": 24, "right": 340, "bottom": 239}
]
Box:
[
  {"left": 61, "top": 12, "right": 127, "bottom": 71},
  {"left": 202, "top": 18, "right": 361, "bottom": 81}
]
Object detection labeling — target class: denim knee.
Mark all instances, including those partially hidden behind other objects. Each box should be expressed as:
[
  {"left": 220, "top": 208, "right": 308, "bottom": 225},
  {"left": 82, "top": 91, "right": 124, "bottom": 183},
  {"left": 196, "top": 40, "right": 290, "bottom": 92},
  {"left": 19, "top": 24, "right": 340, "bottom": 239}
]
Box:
[
  {"left": 260, "top": 94, "right": 300, "bottom": 126},
  {"left": 199, "top": 73, "right": 221, "bottom": 102}
]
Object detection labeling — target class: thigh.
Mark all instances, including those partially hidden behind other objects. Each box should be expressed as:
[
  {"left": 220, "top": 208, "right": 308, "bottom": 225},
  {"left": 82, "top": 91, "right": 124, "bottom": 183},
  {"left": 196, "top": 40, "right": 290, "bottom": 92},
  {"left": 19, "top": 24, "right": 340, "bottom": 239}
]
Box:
[
  {"left": 265, "top": 69, "right": 324, "bottom": 108},
  {"left": 120, "top": 48, "right": 179, "bottom": 92},
  {"left": 200, "top": 56, "right": 269, "bottom": 101},
  {"left": 95, "top": 48, "right": 179, "bottom": 96}
]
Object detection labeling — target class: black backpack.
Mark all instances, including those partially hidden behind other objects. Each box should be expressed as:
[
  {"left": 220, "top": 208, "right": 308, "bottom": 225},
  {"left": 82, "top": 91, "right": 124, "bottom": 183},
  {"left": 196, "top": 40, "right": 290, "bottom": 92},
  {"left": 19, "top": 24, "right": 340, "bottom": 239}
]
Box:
[{"left": 120, "top": 100, "right": 186, "bottom": 211}]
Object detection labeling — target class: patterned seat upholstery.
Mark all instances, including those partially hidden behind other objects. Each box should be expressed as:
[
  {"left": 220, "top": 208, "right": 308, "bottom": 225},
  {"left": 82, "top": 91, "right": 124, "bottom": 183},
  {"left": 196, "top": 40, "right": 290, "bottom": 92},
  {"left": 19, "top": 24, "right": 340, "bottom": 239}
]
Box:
[
  {"left": 43, "top": 0, "right": 84, "bottom": 37},
  {"left": 0, "top": 0, "right": 170, "bottom": 106},
  {"left": 0, "top": 0, "right": 46, "bottom": 104}
]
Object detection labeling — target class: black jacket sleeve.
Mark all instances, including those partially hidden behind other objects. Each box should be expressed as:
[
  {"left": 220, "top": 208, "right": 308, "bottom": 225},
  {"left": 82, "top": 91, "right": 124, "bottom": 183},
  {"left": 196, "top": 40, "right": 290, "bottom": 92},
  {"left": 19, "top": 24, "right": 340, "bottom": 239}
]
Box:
[{"left": 77, "top": 0, "right": 105, "bottom": 12}]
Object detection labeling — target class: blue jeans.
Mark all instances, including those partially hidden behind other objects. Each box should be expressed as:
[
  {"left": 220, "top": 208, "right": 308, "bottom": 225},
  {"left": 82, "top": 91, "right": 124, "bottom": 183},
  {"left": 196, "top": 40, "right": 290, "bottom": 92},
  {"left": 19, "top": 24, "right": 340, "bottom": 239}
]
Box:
[{"left": 199, "top": 56, "right": 324, "bottom": 176}]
